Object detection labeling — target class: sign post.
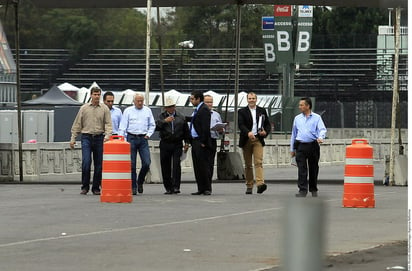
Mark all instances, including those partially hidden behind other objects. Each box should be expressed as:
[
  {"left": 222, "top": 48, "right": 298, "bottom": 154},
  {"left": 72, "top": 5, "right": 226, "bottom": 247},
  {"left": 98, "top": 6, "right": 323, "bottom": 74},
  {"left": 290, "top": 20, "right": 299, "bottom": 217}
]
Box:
[{"left": 262, "top": 5, "right": 313, "bottom": 131}]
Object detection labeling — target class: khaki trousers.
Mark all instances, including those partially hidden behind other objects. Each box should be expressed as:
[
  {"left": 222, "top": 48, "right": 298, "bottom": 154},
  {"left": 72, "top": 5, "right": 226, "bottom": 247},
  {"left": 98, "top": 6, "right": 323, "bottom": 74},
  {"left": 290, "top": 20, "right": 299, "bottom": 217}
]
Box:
[{"left": 242, "top": 138, "right": 264, "bottom": 188}]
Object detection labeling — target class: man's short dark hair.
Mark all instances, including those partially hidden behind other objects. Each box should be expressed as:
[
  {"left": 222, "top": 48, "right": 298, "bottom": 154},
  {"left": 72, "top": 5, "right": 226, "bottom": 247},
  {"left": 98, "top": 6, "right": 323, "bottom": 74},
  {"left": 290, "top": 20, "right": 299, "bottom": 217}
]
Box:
[
  {"left": 191, "top": 90, "right": 204, "bottom": 102},
  {"left": 90, "top": 87, "right": 101, "bottom": 95},
  {"left": 103, "top": 91, "right": 114, "bottom": 101},
  {"left": 301, "top": 97, "right": 312, "bottom": 109}
]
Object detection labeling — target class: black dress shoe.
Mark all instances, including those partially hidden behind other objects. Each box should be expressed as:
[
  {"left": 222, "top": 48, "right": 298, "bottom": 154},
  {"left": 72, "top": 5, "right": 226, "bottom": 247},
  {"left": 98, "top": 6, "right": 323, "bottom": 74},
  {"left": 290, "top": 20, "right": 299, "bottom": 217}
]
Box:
[
  {"left": 295, "top": 193, "right": 307, "bottom": 197},
  {"left": 203, "top": 191, "right": 211, "bottom": 195},
  {"left": 92, "top": 190, "right": 101, "bottom": 195},
  {"left": 137, "top": 185, "right": 143, "bottom": 194},
  {"left": 80, "top": 189, "right": 88, "bottom": 195},
  {"left": 311, "top": 191, "right": 318, "bottom": 197},
  {"left": 174, "top": 189, "right": 181, "bottom": 194},
  {"left": 191, "top": 191, "right": 203, "bottom": 195},
  {"left": 257, "top": 184, "right": 267, "bottom": 194},
  {"left": 164, "top": 191, "right": 173, "bottom": 195},
  {"left": 132, "top": 189, "right": 137, "bottom": 195},
  {"left": 245, "top": 188, "right": 253, "bottom": 194}
]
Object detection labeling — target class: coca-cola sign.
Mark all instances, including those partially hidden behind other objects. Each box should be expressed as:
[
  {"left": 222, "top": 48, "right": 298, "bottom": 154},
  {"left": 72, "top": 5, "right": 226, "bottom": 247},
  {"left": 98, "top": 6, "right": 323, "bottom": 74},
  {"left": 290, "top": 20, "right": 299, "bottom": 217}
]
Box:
[{"left": 274, "top": 5, "right": 292, "bottom": 17}]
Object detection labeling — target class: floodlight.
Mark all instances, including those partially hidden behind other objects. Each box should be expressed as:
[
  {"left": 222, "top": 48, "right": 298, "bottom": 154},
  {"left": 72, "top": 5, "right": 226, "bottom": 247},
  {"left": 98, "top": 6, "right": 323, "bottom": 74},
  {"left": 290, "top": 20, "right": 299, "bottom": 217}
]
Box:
[{"left": 178, "top": 40, "right": 194, "bottom": 48}]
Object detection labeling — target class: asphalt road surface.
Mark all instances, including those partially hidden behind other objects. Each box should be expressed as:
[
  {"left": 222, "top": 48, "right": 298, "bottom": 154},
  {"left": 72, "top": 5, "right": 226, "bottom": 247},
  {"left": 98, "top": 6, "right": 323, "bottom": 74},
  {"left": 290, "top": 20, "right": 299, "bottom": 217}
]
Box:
[{"left": 0, "top": 181, "right": 406, "bottom": 271}]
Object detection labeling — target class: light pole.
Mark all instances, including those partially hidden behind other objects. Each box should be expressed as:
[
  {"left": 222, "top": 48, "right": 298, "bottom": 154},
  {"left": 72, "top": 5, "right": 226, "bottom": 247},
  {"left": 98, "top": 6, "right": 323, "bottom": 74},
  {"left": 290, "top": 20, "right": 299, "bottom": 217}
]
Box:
[
  {"left": 157, "top": 7, "right": 165, "bottom": 106},
  {"left": 144, "top": 0, "right": 152, "bottom": 106},
  {"left": 177, "top": 40, "right": 194, "bottom": 92},
  {"left": 13, "top": 0, "right": 23, "bottom": 182}
]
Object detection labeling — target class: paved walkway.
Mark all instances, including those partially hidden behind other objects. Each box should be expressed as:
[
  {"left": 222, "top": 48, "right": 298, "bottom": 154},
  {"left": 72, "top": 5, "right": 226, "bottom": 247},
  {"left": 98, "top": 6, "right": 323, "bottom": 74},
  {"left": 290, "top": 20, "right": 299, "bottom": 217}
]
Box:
[
  {"left": 0, "top": 172, "right": 406, "bottom": 271},
  {"left": 182, "top": 161, "right": 385, "bottom": 184}
]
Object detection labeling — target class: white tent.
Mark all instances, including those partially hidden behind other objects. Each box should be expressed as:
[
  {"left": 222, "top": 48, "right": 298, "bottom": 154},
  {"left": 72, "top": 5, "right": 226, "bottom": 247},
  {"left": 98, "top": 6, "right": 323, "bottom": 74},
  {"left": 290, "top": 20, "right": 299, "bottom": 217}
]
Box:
[
  {"left": 58, "top": 82, "right": 80, "bottom": 92},
  {"left": 58, "top": 82, "right": 80, "bottom": 100},
  {"left": 77, "top": 87, "right": 89, "bottom": 104}
]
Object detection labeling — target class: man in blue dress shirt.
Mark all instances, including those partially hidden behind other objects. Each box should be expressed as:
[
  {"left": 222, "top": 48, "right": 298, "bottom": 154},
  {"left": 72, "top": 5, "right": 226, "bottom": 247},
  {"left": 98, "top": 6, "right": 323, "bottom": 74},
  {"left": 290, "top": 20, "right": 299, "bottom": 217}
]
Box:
[
  {"left": 103, "top": 91, "right": 122, "bottom": 134},
  {"left": 290, "top": 97, "right": 327, "bottom": 197},
  {"left": 204, "top": 94, "right": 224, "bottom": 187},
  {"left": 119, "top": 93, "right": 156, "bottom": 195}
]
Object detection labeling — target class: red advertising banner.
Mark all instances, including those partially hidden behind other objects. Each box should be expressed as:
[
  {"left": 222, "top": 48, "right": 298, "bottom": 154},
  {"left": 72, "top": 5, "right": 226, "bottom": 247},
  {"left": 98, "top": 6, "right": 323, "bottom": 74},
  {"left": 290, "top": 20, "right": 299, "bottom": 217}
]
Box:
[{"left": 274, "top": 5, "right": 292, "bottom": 17}]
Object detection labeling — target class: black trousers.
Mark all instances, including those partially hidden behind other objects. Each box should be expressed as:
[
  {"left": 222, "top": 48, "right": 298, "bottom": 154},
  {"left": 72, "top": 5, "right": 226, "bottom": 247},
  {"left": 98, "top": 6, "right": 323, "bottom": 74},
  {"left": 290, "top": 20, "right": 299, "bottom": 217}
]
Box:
[
  {"left": 191, "top": 139, "right": 212, "bottom": 193},
  {"left": 159, "top": 141, "right": 183, "bottom": 192},
  {"left": 295, "top": 141, "right": 320, "bottom": 193}
]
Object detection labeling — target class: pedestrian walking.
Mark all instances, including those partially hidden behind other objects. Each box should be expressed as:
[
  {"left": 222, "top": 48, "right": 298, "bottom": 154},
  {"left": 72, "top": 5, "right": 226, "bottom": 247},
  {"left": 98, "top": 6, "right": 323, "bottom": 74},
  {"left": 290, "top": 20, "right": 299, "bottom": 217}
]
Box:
[
  {"left": 70, "top": 87, "right": 112, "bottom": 195},
  {"left": 103, "top": 91, "right": 122, "bottom": 134},
  {"left": 189, "top": 90, "right": 213, "bottom": 195},
  {"left": 118, "top": 93, "right": 155, "bottom": 195},
  {"left": 156, "top": 97, "right": 190, "bottom": 194},
  {"left": 290, "top": 97, "right": 327, "bottom": 197},
  {"left": 238, "top": 92, "right": 271, "bottom": 194}
]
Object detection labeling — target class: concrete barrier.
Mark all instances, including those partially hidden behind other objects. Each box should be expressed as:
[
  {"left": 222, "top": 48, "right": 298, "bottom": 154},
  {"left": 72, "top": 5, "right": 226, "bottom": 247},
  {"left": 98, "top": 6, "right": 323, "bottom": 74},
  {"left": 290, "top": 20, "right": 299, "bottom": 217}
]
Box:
[{"left": 0, "top": 136, "right": 408, "bottom": 183}]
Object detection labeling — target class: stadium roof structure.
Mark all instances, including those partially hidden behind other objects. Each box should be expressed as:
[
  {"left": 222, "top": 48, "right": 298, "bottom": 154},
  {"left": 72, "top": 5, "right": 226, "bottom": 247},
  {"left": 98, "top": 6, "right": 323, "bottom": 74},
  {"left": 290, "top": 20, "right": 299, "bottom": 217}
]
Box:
[{"left": 0, "top": 0, "right": 407, "bottom": 8}]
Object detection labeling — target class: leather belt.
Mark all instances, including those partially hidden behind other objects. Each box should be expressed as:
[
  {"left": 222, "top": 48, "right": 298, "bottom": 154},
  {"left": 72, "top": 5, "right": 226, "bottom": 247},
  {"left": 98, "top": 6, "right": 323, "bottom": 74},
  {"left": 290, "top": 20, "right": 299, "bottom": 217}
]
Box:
[
  {"left": 128, "top": 132, "right": 146, "bottom": 137},
  {"left": 82, "top": 133, "right": 103, "bottom": 137},
  {"left": 297, "top": 140, "right": 316, "bottom": 144}
]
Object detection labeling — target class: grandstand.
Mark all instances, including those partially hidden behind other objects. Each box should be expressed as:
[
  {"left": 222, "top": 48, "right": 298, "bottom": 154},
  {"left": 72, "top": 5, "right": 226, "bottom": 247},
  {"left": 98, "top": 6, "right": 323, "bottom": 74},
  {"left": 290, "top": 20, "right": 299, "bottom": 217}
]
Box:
[
  {"left": 13, "top": 47, "right": 407, "bottom": 128},
  {"left": 15, "top": 47, "right": 407, "bottom": 98},
  {"left": 16, "top": 49, "right": 70, "bottom": 93}
]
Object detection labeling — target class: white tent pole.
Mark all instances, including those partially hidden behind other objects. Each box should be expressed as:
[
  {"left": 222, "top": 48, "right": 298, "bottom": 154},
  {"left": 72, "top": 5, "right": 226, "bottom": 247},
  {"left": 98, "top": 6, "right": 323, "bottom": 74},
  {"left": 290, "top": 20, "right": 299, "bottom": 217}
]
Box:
[
  {"left": 233, "top": 4, "right": 241, "bottom": 153},
  {"left": 144, "top": 0, "right": 152, "bottom": 106}
]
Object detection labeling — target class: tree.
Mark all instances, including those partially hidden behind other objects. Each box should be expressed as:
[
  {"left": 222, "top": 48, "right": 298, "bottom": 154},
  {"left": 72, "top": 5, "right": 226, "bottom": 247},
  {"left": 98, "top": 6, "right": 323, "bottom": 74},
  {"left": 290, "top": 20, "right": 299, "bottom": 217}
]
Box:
[
  {"left": 1, "top": 1, "right": 147, "bottom": 59},
  {"left": 312, "top": 7, "right": 388, "bottom": 48},
  {"left": 1, "top": 2, "right": 389, "bottom": 54},
  {"left": 166, "top": 5, "right": 272, "bottom": 49}
]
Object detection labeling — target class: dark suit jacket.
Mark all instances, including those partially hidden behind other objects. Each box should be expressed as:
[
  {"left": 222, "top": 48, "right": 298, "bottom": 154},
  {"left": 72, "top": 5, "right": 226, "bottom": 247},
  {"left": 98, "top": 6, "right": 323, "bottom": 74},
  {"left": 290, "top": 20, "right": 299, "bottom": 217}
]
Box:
[
  {"left": 191, "top": 102, "right": 212, "bottom": 149},
  {"left": 238, "top": 106, "right": 271, "bottom": 148}
]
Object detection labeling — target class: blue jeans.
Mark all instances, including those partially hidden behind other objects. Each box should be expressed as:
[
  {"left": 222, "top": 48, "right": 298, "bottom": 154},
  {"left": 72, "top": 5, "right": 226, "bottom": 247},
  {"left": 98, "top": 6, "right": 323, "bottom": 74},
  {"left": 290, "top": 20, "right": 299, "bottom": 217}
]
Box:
[
  {"left": 81, "top": 134, "right": 104, "bottom": 192},
  {"left": 127, "top": 135, "right": 151, "bottom": 189}
]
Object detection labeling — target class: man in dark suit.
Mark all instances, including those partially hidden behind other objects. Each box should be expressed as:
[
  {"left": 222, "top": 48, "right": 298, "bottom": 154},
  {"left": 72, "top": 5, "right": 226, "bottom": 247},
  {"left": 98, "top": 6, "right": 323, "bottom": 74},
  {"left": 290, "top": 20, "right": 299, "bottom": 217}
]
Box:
[
  {"left": 189, "top": 90, "right": 213, "bottom": 195},
  {"left": 238, "top": 92, "right": 272, "bottom": 194}
]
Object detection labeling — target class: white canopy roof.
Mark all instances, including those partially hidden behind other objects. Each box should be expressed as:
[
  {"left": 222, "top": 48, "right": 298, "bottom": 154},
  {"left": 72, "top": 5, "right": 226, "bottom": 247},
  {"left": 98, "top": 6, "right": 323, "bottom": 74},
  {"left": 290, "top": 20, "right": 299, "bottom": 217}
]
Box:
[{"left": 58, "top": 82, "right": 80, "bottom": 91}]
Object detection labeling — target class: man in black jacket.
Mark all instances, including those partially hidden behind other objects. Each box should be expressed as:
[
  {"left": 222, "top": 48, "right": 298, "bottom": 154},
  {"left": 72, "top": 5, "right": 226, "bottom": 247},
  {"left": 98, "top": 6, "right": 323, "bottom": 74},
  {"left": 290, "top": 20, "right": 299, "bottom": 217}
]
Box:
[
  {"left": 189, "top": 90, "right": 213, "bottom": 195},
  {"left": 238, "top": 92, "right": 272, "bottom": 194},
  {"left": 156, "top": 97, "right": 191, "bottom": 194}
]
